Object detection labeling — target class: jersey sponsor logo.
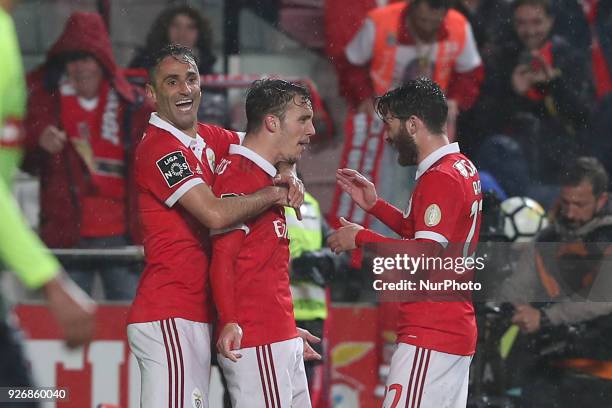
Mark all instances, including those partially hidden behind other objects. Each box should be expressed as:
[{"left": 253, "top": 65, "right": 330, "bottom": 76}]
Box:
[
  {"left": 453, "top": 159, "right": 477, "bottom": 179},
  {"left": 215, "top": 158, "right": 231, "bottom": 175},
  {"left": 424, "top": 204, "right": 442, "bottom": 227},
  {"left": 156, "top": 151, "right": 193, "bottom": 187},
  {"left": 403, "top": 197, "right": 412, "bottom": 218},
  {"left": 192, "top": 387, "right": 203, "bottom": 408},
  {"left": 205, "top": 147, "right": 216, "bottom": 172},
  {"left": 273, "top": 219, "right": 288, "bottom": 238}
]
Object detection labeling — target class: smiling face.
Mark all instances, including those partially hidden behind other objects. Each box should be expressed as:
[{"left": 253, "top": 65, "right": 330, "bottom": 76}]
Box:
[
  {"left": 148, "top": 54, "right": 201, "bottom": 133},
  {"left": 276, "top": 96, "right": 314, "bottom": 164},
  {"left": 514, "top": 4, "right": 554, "bottom": 51}
]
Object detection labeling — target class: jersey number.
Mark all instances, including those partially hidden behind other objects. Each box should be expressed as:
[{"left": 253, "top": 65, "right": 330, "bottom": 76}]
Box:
[{"left": 463, "top": 199, "right": 482, "bottom": 259}]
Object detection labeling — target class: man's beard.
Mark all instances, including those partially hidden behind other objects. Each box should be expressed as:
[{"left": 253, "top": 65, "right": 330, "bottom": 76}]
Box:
[{"left": 395, "top": 127, "right": 418, "bottom": 166}]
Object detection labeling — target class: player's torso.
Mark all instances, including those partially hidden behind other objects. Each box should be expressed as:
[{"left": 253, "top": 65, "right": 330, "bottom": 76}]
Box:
[{"left": 215, "top": 154, "right": 295, "bottom": 346}]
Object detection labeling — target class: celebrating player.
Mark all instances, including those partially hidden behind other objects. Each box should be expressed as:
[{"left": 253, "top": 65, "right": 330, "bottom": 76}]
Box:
[
  {"left": 328, "top": 78, "right": 482, "bottom": 408},
  {"left": 210, "top": 79, "right": 315, "bottom": 408},
  {"left": 126, "top": 45, "right": 304, "bottom": 408}
]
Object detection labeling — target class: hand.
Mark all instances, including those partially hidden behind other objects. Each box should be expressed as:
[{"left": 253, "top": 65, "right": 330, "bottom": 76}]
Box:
[
  {"left": 39, "top": 125, "right": 67, "bottom": 154},
  {"left": 356, "top": 99, "right": 375, "bottom": 117},
  {"left": 511, "top": 64, "right": 536, "bottom": 95},
  {"left": 297, "top": 327, "right": 322, "bottom": 361},
  {"left": 530, "top": 51, "right": 561, "bottom": 83},
  {"left": 273, "top": 173, "right": 304, "bottom": 220},
  {"left": 336, "top": 168, "right": 377, "bottom": 211},
  {"left": 511, "top": 304, "right": 541, "bottom": 334},
  {"left": 43, "top": 273, "right": 96, "bottom": 348},
  {"left": 217, "top": 323, "right": 243, "bottom": 362},
  {"left": 327, "top": 217, "right": 364, "bottom": 254}
]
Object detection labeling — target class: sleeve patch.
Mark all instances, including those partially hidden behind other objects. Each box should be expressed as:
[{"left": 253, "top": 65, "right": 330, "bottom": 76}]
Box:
[{"left": 156, "top": 151, "right": 194, "bottom": 187}]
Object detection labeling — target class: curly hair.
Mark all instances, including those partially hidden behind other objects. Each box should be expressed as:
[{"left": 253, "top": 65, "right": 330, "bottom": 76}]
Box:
[{"left": 134, "top": 5, "right": 216, "bottom": 74}]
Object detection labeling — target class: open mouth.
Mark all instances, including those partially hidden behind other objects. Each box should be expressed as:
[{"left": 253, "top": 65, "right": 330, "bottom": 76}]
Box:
[{"left": 175, "top": 99, "right": 194, "bottom": 112}]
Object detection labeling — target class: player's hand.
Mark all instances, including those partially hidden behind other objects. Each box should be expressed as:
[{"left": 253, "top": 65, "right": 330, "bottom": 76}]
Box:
[
  {"left": 327, "top": 217, "right": 363, "bottom": 254},
  {"left": 297, "top": 327, "right": 322, "bottom": 361},
  {"left": 217, "top": 323, "right": 243, "bottom": 362},
  {"left": 43, "top": 272, "right": 96, "bottom": 348},
  {"left": 336, "top": 168, "right": 378, "bottom": 211},
  {"left": 273, "top": 173, "right": 304, "bottom": 219},
  {"left": 39, "top": 125, "right": 67, "bottom": 154},
  {"left": 511, "top": 304, "right": 541, "bottom": 334}
]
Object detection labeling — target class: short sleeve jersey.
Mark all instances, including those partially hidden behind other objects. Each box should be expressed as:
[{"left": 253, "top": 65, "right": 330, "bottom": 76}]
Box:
[
  {"left": 127, "top": 113, "right": 239, "bottom": 324},
  {"left": 211, "top": 145, "right": 297, "bottom": 348},
  {"left": 399, "top": 143, "right": 482, "bottom": 356}
]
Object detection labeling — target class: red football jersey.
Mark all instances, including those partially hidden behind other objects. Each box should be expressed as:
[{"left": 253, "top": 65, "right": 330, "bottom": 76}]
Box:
[
  {"left": 210, "top": 145, "right": 297, "bottom": 348},
  {"left": 127, "top": 113, "right": 238, "bottom": 324},
  {"left": 357, "top": 143, "right": 482, "bottom": 355}
]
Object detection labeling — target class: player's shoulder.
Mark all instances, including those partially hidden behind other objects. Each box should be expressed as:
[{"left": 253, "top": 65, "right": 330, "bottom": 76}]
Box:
[
  {"left": 197, "top": 122, "right": 239, "bottom": 144},
  {"left": 136, "top": 124, "right": 186, "bottom": 159},
  {"left": 427, "top": 153, "right": 478, "bottom": 183}
]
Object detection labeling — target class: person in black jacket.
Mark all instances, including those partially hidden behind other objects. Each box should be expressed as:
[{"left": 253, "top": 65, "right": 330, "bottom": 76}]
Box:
[{"left": 472, "top": 0, "right": 595, "bottom": 206}]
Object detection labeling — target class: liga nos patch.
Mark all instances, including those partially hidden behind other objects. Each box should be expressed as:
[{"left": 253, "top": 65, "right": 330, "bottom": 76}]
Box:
[{"left": 156, "top": 151, "right": 193, "bottom": 187}]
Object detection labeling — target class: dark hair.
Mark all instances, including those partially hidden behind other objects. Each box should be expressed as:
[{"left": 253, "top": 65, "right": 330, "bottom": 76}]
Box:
[
  {"left": 412, "top": 0, "right": 454, "bottom": 10},
  {"left": 147, "top": 44, "right": 198, "bottom": 87},
  {"left": 136, "top": 5, "right": 215, "bottom": 74},
  {"left": 375, "top": 77, "right": 448, "bottom": 134},
  {"left": 560, "top": 157, "right": 609, "bottom": 197},
  {"left": 512, "top": 0, "right": 554, "bottom": 16},
  {"left": 245, "top": 79, "right": 311, "bottom": 133}
]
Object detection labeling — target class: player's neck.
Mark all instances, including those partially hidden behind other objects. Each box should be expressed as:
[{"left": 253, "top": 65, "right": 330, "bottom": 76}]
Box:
[
  {"left": 417, "top": 133, "right": 450, "bottom": 164},
  {"left": 242, "top": 133, "right": 278, "bottom": 167}
]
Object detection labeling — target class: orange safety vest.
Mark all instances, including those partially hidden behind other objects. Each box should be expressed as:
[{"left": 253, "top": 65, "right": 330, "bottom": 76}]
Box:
[{"left": 368, "top": 2, "right": 469, "bottom": 94}]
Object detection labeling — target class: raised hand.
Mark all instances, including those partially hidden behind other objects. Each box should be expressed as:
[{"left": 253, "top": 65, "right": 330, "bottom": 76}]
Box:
[{"left": 336, "top": 168, "right": 378, "bottom": 211}]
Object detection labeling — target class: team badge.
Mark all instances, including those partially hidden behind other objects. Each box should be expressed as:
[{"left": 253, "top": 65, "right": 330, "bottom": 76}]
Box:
[
  {"left": 156, "top": 151, "right": 193, "bottom": 187},
  {"left": 192, "top": 387, "right": 203, "bottom": 408},
  {"left": 424, "top": 204, "right": 442, "bottom": 227},
  {"left": 206, "top": 148, "right": 216, "bottom": 172}
]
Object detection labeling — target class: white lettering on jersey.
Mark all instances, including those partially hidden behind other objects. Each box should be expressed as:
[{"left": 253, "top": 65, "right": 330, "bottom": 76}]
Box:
[
  {"left": 273, "top": 219, "right": 288, "bottom": 238},
  {"left": 215, "top": 158, "right": 231, "bottom": 175},
  {"left": 453, "top": 158, "right": 477, "bottom": 179}
]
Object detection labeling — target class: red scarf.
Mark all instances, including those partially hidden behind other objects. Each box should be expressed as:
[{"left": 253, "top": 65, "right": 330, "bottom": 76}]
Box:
[{"left": 60, "top": 80, "right": 126, "bottom": 199}]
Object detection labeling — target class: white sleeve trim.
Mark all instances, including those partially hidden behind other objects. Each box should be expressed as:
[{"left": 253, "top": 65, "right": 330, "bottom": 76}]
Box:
[
  {"left": 164, "top": 178, "right": 204, "bottom": 207},
  {"left": 345, "top": 19, "right": 375, "bottom": 66},
  {"left": 415, "top": 231, "right": 449, "bottom": 248},
  {"left": 210, "top": 224, "right": 250, "bottom": 236}
]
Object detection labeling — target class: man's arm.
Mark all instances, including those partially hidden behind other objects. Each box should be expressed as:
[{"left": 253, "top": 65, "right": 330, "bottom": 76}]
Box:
[
  {"left": 210, "top": 230, "right": 246, "bottom": 362},
  {"left": 178, "top": 182, "right": 286, "bottom": 230},
  {"left": 0, "top": 178, "right": 95, "bottom": 347}
]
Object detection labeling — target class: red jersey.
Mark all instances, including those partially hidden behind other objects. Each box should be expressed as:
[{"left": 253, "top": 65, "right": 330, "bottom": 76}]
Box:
[
  {"left": 210, "top": 145, "right": 297, "bottom": 348},
  {"left": 356, "top": 143, "right": 482, "bottom": 355},
  {"left": 127, "top": 113, "right": 239, "bottom": 324}
]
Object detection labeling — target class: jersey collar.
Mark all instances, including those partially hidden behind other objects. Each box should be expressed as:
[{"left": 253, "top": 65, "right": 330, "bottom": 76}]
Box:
[
  {"left": 229, "top": 144, "right": 277, "bottom": 178},
  {"left": 416, "top": 142, "right": 460, "bottom": 180},
  {"left": 148, "top": 112, "right": 205, "bottom": 151}
]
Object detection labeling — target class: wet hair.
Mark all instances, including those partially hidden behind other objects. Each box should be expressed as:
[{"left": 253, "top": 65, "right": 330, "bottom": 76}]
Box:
[
  {"left": 560, "top": 157, "right": 609, "bottom": 197},
  {"left": 139, "top": 5, "right": 215, "bottom": 73},
  {"left": 411, "top": 0, "right": 453, "bottom": 10},
  {"left": 245, "top": 79, "right": 311, "bottom": 133},
  {"left": 512, "top": 0, "right": 554, "bottom": 17},
  {"left": 375, "top": 77, "right": 448, "bottom": 134},
  {"left": 147, "top": 44, "right": 198, "bottom": 87}
]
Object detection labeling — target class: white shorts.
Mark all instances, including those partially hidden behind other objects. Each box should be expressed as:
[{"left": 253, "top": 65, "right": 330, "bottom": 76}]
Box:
[
  {"left": 382, "top": 343, "right": 472, "bottom": 408},
  {"left": 218, "top": 337, "right": 311, "bottom": 408},
  {"left": 127, "top": 318, "right": 212, "bottom": 408}
]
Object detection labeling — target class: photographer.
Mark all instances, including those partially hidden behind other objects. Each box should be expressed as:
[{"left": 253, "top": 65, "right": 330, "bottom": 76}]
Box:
[{"left": 499, "top": 157, "right": 612, "bottom": 407}]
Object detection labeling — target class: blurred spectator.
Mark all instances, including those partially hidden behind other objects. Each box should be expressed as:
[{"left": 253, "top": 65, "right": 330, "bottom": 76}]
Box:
[
  {"left": 21, "top": 12, "right": 151, "bottom": 300},
  {"left": 453, "top": 0, "right": 513, "bottom": 61},
  {"left": 130, "top": 5, "right": 216, "bottom": 74},
  {"left": 0, "top": 1, "right": 94, "bottom": 395},
  {"left": 499, "top": 157, "right": 612, "bottom": 408},
  {"left": 473, "top": 0, "right": 594, "bottom": 200}
]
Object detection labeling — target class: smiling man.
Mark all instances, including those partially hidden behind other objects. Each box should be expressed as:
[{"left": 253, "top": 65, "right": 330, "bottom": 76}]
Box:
[
  {"left": 211, "top": 79, "right": 315, "bottom": 408},
  {"left": 126, "top": 46, "right": 305, "bottom": 408}
]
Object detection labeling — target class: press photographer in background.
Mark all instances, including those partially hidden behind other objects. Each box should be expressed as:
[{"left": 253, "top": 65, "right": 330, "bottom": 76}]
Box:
[{"left": 497, "top": 157, "right": 612, "bottom": 407}]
